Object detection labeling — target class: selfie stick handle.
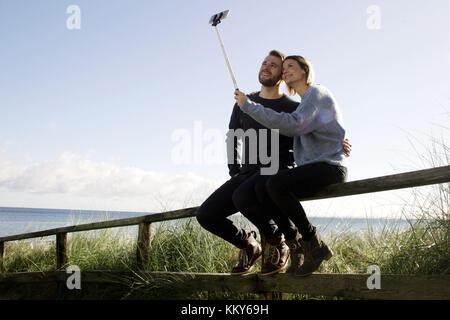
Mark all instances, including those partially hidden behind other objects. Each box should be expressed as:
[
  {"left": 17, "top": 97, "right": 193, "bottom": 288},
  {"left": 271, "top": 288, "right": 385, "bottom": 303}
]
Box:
[{"left": 214, "top": 25, "right": 238, "bottom": 90}]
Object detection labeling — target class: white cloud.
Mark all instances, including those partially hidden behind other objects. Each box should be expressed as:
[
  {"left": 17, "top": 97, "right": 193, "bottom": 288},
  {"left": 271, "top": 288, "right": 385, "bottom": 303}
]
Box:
[{"left": 0, "top": 152, "right": 223, "bottom": 212}]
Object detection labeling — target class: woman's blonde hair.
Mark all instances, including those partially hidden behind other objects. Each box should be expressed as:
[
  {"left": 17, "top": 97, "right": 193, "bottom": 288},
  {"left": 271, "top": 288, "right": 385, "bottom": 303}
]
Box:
[{"left": 284, "top": 55, "right": 315, "bottom": 95}]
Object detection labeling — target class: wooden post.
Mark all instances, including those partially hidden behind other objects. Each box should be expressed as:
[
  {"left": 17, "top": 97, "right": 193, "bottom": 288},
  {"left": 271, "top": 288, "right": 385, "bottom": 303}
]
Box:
[
  {"left": 0, "top": 241, "right": 4, "bottom": 271},
  {"left": 56, "top": 233, "right": 68, "bottom": 269},
  {"left": 136, "top": 223, "right": 151, "bottom": 269}
]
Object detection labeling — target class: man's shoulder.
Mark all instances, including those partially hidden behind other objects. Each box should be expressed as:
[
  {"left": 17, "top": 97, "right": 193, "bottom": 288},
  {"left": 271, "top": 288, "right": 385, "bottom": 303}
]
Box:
[
  {"left": 247, "top": 92, "right": 299, "bottom": 112},
  {"left": 247, "top": 92, "right": 298, "bottom": 104},
  {"left": 247, "top": 91, "right": 261, "bottom": 99}
]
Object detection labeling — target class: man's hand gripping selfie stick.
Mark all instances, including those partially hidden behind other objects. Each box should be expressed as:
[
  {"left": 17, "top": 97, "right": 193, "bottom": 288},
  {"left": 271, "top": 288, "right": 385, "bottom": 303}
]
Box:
[{"left": 209, "top": 10, "right": 238, "bottom": 90}]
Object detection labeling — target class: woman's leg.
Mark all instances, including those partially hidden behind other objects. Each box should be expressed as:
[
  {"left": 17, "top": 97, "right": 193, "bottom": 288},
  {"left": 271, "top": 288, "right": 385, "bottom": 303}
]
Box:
[
  {"left": 265, "top": 162, "right": 346, "bottom": 240},
  {"left": 265, "top": 162, "right": 347, "bottom": 275},
  {"left": 254, "top": 171, "right": 298, "bottom": 240}
]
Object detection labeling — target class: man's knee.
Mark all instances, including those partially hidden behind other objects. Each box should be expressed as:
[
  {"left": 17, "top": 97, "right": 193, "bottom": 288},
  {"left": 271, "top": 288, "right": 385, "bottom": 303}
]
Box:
[{"left": 196, "top": 203, "right": 214, "bottom": 228}]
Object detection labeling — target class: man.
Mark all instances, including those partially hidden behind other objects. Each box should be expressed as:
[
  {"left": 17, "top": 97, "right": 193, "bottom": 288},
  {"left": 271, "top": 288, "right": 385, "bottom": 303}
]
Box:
[{"left": 196, "top": 50, "right": 350, "bottom": 276}]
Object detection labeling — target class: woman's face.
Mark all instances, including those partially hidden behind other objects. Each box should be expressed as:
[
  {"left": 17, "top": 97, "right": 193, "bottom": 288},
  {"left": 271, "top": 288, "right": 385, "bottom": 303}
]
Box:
[{"left": 282, "top": 59, "right": 305, "bottom": 85}]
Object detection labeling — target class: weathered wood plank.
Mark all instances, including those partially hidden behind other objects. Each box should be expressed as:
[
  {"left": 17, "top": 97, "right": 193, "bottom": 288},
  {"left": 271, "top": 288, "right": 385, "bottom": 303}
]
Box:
[
  {"left": 1, "top": 271, "right": 449, "bottom": 300},
  {"left": 0, "top": 207, "right": 198, "bottom": 242},
  {"left": 141, "top": 272, "right": 259, "bottom": 294},
  {"left": 259, "top": 273, "right": 450, "bottom": 300},
  {"left": 56, "top": 233, "right": 68, "bottom": 269},
  {"left": 136, "top": 223, "right": 152, "bottom": 269},
  {"left": 142, "top": 207, "right": 198, "bottom": 224},
  {"left": 304, "top": 165, "right": 450, "bottom": 201},
  {"left": 0, "top": 271, "right": 260, "bottom": 294},
  {"left": 0, "top": 216, "right": 148, "bottom": 242}
]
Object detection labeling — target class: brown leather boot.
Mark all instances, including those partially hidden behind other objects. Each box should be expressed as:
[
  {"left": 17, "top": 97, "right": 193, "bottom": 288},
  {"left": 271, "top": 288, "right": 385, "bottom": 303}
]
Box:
[
  {"left": 231, "top": 231, "right": 262, "bottom": 275},
  {"left": 296, "top": 228, "right": 333, "bottom": 277},
  {"left": 285, "top": 233, "right": 303, "bottom": 274},
  {"left": 260, "top": 234, "right": 290, "bottom": 276}
]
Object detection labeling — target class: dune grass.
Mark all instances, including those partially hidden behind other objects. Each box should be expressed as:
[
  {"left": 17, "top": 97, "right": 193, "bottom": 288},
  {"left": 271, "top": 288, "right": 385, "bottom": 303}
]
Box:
[{"left": 2, "top": 200, "right": 448, "bottom": 300}]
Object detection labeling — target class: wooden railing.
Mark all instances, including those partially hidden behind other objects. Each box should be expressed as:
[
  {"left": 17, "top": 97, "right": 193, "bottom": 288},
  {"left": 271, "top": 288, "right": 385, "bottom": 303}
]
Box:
[{"left": 0, "top": 165, "right": 449, "bottom": 299}]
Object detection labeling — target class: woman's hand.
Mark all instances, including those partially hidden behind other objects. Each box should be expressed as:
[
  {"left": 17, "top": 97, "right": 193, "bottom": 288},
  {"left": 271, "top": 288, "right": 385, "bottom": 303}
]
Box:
[
  {"left": 342, "top": 138, "right": 352, "bottom": 157},
  {"left": 234, "top": 90, "right": 247, "bottom": 108}
]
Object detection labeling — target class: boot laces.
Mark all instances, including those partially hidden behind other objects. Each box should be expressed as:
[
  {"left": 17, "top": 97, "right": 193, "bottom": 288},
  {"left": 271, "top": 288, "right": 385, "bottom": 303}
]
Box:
[
  {"left": 267, "top": 244, "right": 280, "bottom": 263},
  {"left": 289, "top": 241, "right": 299, "bottom": 251}
]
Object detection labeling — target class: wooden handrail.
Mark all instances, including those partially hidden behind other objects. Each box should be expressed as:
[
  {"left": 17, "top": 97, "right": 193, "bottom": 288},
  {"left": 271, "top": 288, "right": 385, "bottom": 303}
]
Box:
[
  {"left": 1, "top": 165, "right": 448, "bottom": 243},
  {"left": 0, "top": 207, "right": 198, "bottom": 242},
  {"left": 304, "top": 164, "right": 450, "bottom": 200}
]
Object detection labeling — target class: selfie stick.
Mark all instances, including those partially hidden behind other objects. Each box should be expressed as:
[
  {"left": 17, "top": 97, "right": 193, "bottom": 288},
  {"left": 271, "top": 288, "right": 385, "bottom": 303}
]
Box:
[{"left": 209, "top": 10, "right": 238, "bottom": 90}]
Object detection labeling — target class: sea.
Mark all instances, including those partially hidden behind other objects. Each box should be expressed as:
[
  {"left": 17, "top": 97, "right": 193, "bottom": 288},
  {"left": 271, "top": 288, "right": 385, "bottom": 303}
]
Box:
[{"left": 0, "top": 206, "right": 414, "bottom": 241}]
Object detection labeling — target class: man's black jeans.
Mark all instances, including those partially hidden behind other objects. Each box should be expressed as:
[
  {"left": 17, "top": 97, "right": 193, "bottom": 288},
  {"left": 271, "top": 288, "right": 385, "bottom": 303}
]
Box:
[{"left": 196, "top": 168, "right": 297, "bottom": 247}]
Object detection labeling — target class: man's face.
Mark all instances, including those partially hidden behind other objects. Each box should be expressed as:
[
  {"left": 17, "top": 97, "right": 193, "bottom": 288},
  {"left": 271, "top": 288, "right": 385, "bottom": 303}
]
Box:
[{"left": 258, "top": 55, "right": 283, "bottom": 87}]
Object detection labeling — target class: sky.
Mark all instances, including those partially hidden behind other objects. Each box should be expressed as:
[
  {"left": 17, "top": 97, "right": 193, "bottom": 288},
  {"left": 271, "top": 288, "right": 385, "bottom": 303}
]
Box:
[{"left": 0, "top": 0, "right": 449, "bottom": 218}]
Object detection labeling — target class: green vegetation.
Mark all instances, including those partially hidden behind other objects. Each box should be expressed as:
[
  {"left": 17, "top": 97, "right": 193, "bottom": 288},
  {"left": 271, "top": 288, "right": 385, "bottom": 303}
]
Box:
[{"left": 2, "top": 200, "right": 448, "bottom": 299}]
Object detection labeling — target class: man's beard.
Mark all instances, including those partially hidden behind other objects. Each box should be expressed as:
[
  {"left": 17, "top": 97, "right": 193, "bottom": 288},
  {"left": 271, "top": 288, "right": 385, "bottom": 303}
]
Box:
[{"left": 258, "top": 72, "right": 281, "bottom": 87}]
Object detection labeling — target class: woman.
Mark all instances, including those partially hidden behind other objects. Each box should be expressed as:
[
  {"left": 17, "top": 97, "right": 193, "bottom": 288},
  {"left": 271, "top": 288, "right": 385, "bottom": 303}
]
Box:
[{"left": 234, "top": 55, "right": 348, "bottom": 276}]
